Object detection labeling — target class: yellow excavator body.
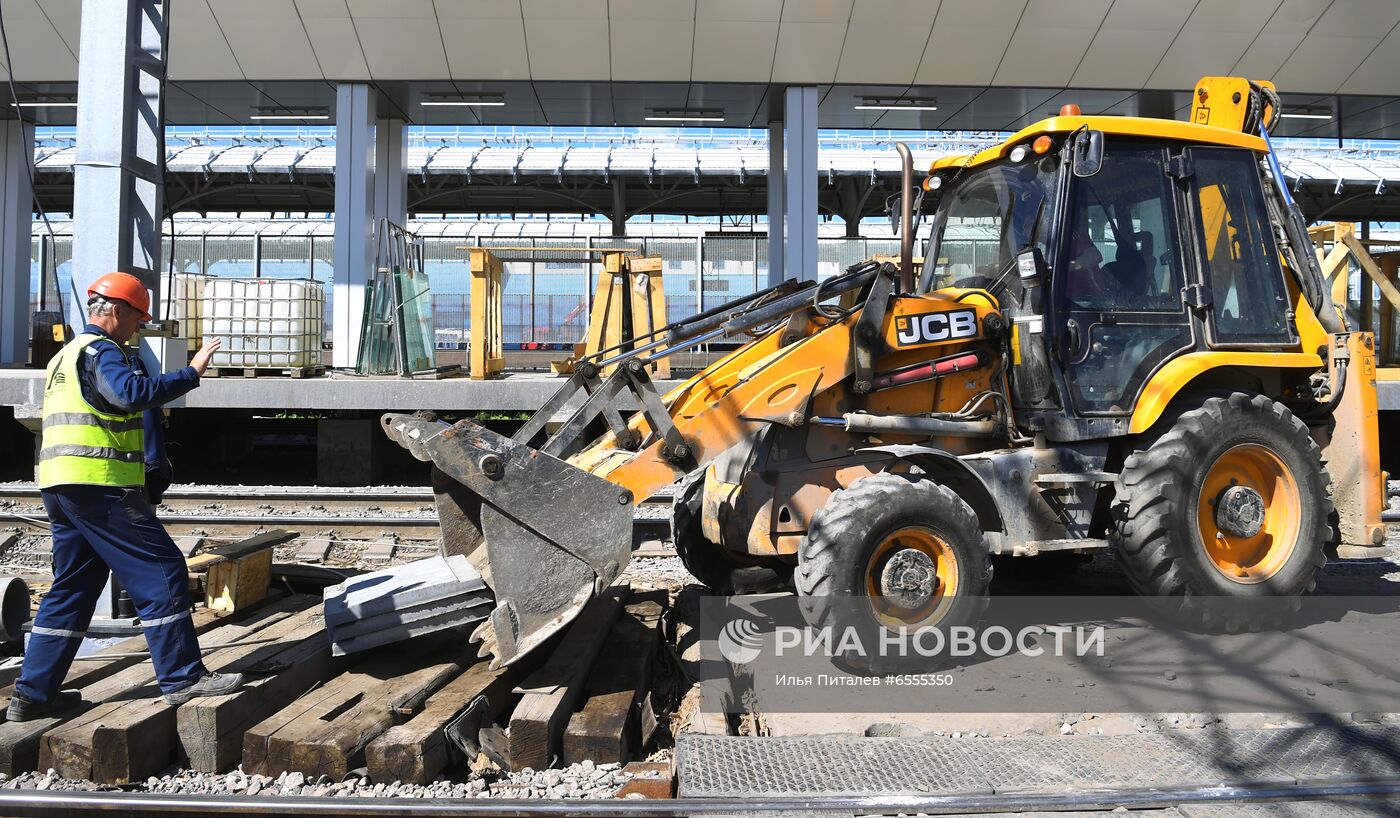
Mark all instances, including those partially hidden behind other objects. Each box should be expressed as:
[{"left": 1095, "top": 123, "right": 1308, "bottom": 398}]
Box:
[{"left": 384, "top": 76, "right": 1385, "bottom": 671}]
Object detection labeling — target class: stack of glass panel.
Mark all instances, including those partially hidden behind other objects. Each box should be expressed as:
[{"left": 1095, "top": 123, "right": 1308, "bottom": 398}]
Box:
[{"left": 354, "top": 260, "right": 437, "bottom": 375}]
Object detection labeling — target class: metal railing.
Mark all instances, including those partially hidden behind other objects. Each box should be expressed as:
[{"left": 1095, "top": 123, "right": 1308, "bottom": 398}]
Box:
[{"left": 28, "top": 233, "right": 902, "bottom": 346}]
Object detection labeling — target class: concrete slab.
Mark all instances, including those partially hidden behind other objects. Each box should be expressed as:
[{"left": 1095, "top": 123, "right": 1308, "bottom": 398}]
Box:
[
  {"left": 295, "top": 537, "right": 333, "bottom": 564},
  {"left": 322, "top": 554, "right": 485, "bottom": 627},
  {"left": 329, "top": 589, "right": 494, "bottom": 638},
  {"left": 330, "top": 603, "right": 491, "bottom": 656},
  {"left": 361, "top": 542, "right": 396, "bottom": 564}
]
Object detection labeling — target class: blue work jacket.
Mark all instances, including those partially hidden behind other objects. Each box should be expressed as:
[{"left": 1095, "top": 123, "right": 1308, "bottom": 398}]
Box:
[{"left": 76, "top": 324, "right": 201, "bottom": 476}]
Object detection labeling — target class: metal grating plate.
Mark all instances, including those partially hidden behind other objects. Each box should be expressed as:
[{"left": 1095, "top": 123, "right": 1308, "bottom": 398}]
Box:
[
  {"left": 1217, "top": 727, "right": 1400, "bottom": 785},
  {"left": 677, "top": 727, "right": 1400, "bottom": 799},
  {"left": 956, "top": 733, "right": 1295, "bottom": 793},
  {"left": 675, "top": 735, "right": 991, "bottom": 797}
]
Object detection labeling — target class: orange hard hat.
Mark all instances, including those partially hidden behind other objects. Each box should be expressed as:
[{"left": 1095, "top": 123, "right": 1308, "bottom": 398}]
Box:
[{"left": 88, "top": 272, "right": 151, "bottom": 320}]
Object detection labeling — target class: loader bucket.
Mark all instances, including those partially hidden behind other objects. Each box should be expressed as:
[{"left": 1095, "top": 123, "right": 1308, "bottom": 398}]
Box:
[{"left": 381, "top": 413, "right": 633, "bottom": 667}]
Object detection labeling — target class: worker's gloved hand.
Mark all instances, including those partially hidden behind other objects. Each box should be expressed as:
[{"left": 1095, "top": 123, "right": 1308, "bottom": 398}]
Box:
[{"left": 145, "top": 463, "right": 172, "bottom": 506}]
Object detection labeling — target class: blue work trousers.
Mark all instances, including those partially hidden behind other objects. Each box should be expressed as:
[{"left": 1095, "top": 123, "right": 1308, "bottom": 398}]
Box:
[{"left": 15, "top": 486, "right": 207, "bottom": 702}]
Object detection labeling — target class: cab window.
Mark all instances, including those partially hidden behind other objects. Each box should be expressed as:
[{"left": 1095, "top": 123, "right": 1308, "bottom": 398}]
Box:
[
  {"left": 1057, "top": 142, "right": 1193, "bottom": 415},
  {"left": 1187, "top": 148, "right": 1295, "bottom": 345},
  {"left": 922, "top": 154, "right": 1058, "bottom": 294},
  {"left": 1062, "top": 146, "right": 1182, "bottom": 312}
]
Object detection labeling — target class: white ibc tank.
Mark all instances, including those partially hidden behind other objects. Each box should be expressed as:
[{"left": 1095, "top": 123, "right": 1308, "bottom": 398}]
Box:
[
  {"left": 203, "top": 277, "right": 325, "bottom": 369},
  {"left": 168, "top": 273, "right": 207, "bottom": 353}
]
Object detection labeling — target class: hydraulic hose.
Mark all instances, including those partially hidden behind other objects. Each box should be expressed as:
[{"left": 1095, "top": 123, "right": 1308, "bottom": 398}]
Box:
[
  {"left": 1301, "top": 351, "right": 1349, "bottom": 420},
  {"left": 1257, "top": 119, "right": 1345, "bottom": 334},
  {"left": 822, "top": 413, "right": 1000, "bottom": 438}
]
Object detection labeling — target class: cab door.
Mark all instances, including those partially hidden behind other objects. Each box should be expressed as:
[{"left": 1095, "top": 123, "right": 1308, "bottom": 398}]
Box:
[
  {"left": 1054, "top": 143, "right": 1195, "bottom": 415},
  {"left": 1182, "top": 147, "right": 1299, "bottom": 348}
]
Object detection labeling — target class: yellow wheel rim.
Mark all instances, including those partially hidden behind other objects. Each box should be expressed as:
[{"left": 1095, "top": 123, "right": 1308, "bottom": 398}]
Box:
[
  {"left": 1196, "top": 443, "right": 1300, "bottom": 584},
  {"left": 865, "top": 527, "right": 960, "bottom": 628}
]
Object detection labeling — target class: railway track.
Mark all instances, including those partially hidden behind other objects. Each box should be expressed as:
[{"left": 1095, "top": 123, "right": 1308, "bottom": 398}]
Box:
[
  {"left": 0, "top": 484, "right": 676, "bottom": 541},
  {"left": 0, "top": 779, "right": 1396, "bottom": 816}
]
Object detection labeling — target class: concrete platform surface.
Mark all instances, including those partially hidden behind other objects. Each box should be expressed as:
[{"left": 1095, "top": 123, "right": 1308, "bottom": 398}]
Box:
[{"left": 0, "top": 369, "right": 684, "bottom": 418}]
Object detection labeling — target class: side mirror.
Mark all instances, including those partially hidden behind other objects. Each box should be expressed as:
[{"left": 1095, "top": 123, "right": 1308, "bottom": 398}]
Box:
[
  {"left": 1071, "top": 130, "right": 1104, "bottom": 178},
  {"left": 1016, "top": 247, "right": 1047, "bottom": 289},
  {"left": 886, "top": 192, "right": 902, "bottom": 234}
]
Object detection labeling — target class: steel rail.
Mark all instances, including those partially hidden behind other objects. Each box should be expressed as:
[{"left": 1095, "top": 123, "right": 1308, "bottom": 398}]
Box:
[
  {"left": 0, "top": 485, "right": 435, "bottom": 502},
  {"left": 0, "top": 486, "right": 675, "bottom": 506},
  {"left": 0, "top": 501, "right": 675, "bottom": 537},
  {"left": 0, "top": 511, "right": 440, "bottom": 529},
  {"left": 0, "top": 779, "right": 1397, "bottom": 817}
]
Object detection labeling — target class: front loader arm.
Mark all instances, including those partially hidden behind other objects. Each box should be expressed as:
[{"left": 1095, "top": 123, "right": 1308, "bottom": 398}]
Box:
[
  {"left": 381, "top": 315, "right": 859, "bottom": 667},
  {"left": 381, "top": 263, "right": 883, "bottom": 667},
  {"left": 571, "top": 310, "right": 863, "bottom": 504}
]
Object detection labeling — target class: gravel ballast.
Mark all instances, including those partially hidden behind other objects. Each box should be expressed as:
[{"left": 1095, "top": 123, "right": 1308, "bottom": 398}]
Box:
[{"left": 0, "top": 758, "right": 654, "bottom": 800}]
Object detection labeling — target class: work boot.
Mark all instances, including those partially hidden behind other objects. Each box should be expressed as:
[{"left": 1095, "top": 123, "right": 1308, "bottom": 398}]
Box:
[
  {"left": 163, "top": 671, "right": 244, "bottom": 705},
  {"left": 5, "top": 690, "right": 83, "bottom": 722}
]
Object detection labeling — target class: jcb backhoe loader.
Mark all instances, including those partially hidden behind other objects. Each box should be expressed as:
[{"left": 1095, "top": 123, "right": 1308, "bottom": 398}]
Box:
[{"left": 384, "top": 76, "right": 1385, "bottom": 672}]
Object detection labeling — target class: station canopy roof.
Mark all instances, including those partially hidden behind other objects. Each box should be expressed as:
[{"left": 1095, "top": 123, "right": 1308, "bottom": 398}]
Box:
[
  {"left": 27, "top": 129, "right": 1400, "bottom": 222},
  {"left": 2, "top": 1, "right": 1400, "bottom": 138}
]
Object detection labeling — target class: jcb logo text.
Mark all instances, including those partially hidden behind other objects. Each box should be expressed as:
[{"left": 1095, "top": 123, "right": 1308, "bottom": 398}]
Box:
[{"left": 894, "top": 309, "right": 978, "bottom": 347}]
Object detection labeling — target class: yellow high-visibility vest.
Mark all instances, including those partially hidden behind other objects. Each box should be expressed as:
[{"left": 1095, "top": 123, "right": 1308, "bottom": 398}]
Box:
[{"left": 37, "top": 334, "right": 145, "bottom": 488}]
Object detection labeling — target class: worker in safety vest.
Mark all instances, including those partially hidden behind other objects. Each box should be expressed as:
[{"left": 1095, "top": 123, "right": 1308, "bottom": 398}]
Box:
[{"left": 8, "top": 272, "right": 242, "bottom": 721}]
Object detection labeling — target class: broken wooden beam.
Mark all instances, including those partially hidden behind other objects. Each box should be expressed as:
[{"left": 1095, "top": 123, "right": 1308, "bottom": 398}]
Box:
[
  {"left": 507, "top": 585, "right": 628, "bottom": 771},
  {"left": 243, "top": 631, "right": 473, "bottom": 780},
  {"left": 365, "top": 656, "right": 518, "bottom": 786},
  {"left": 0, "top": 602, "right": 248, "bottom": 703},
  {"left": 241, "top": 678, "right": 351, "bottom": 778},
  {"left": 614, "top": 760, "right": 674, "bottom": 799},
  {"left": 0, "top": 597, "right": 292, "bottom": 777},
  {"left": 177, "top": 614, "right": 346, "bottom": 773},
  {"left": 38, "top": 596, "right": 317, "bottom": 784},
  {"left": 670, "top": 586, "right": 731, "bottom": 737},
  {"left": 288, "top": 658, "right": 468, "bottom": 780},
  {"left": 563, "top": 593, "right": 665, "bottom": 765}
]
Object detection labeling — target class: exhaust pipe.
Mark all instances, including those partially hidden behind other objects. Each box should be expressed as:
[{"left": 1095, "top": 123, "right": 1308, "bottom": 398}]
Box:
[{"left": 896, "top": 142, "right": 915, "bottom": 293}]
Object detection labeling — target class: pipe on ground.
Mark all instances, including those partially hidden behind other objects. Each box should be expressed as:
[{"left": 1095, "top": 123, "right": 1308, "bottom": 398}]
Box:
[{"left": 0, "top": 576, "right": 30, "bottom": 643}]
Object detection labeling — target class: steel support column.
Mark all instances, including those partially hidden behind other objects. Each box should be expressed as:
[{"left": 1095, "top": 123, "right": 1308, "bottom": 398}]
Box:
[
  {"left": 611, "top": 177, "right": 627, "bottom": 237},
  {"left": 766, "top": 118, "right": 785, "bottom": 285},
  {"left": 783, "top": 86, "right": 818, "bottom": 282},
  {"left": 70, "top": 0, "right": 167, "bottom": 332},
  {"left": 0, "top": 121, "right": 33, "bottom": 364},
  {"left": 332, "top": 84, "right": 377, "bottom": 369},
  {"left": 375, "top": 117, "right": 407, "bottom": 228}
]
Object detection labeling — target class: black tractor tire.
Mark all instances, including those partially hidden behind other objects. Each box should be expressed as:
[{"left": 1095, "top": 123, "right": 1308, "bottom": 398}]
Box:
[
  {"left": 1111, "top": 393, "right": 1331, "bottom": 631},
  {"left": 794, "top": 472, "right": 993, "bottom": 674},
  {"left": 672, "top": 468, "right": 736, "bottom": 593}
]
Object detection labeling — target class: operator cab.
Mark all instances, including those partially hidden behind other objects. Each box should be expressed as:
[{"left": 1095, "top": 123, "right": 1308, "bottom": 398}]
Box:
[{"left": 918, "top": 117, "right": 1302, "bottom": 441}]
